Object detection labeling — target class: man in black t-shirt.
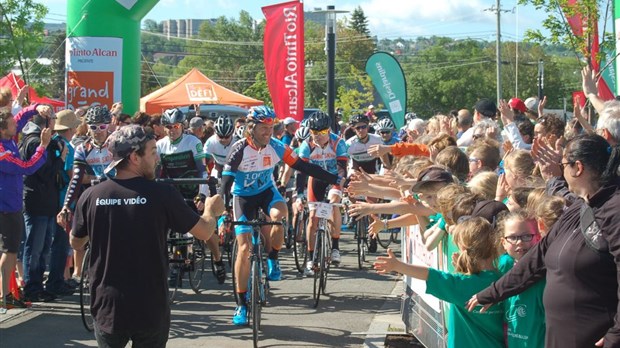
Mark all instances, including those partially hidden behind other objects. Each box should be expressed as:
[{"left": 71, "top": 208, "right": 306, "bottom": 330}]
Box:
[{"left": 70, "top": 125, "right": 225, "bottom": 348}]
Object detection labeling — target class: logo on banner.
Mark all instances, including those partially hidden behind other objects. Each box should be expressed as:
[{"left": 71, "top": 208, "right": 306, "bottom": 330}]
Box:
[
  {"left": 263, "top": 156, "right": 271, "bottom": 167},
  {"left": 185, "top": 83, "right": 218, "bottom": 102},
  {"left": 67, "top": 71, "right": 114, "bottom": 109}
]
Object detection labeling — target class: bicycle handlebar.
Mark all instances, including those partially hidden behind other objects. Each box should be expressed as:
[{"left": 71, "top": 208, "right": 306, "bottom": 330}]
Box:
[
  {"left": 231, "top": 220, "right": 284, "bottom": 227},
  {"left": 155, "top": 178, "right": 210, "bottom": 185}
]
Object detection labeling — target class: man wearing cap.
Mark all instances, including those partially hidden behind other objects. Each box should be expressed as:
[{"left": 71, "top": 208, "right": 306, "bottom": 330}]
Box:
[
  {"left": 48, "top": 110, "right": 82, "bottom": 296},
  {"left": 19, "top": 106, "right": 67, "bottom": 302},
  {"left": 70, "top": 125, "right": 225, "bottom": 348},
  {"left": 457, "top": 98, "right": 498, "bottom": 147},
  {"left": 281, "top": 117, "right": 298, "bottom": 146},
  {"left": 187, "top": 117, "right": 207, "bottom": 144}
]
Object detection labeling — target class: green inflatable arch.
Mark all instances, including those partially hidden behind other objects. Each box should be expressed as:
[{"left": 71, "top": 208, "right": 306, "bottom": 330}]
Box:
[{"left": 66, "top": 0, "right": 159, "bottom": 114}]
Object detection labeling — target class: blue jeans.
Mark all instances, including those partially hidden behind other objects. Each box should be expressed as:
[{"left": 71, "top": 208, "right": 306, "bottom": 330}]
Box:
[
  {"left": 94, "top": 324, "right": 169, "bottom": 348},
  {"left": 46, "top": 223, "right": 71, "bottom": 292},
  {"left": 22, "top": 213, "right": 55, "bottom": 295}
]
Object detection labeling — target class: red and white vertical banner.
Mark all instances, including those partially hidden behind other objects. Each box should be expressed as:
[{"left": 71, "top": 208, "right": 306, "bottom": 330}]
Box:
[{"left": 262, "top": 0, "right": 305, "bottom": 121}]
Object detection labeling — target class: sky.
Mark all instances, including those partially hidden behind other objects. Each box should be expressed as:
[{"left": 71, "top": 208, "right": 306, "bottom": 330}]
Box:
[{"left": 41, "top": 0, "right": 568, "bottom": 42}]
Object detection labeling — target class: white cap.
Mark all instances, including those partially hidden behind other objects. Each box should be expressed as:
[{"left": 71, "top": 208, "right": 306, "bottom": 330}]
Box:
[
  {"left": 283, "top": 117, "right": 297, "bottom": 125},
  {"left": 524, "top": 97, "right": 539, "bottom": 113},
  {"left": 368, "top": 104, "right": 375, "bottom": 109}
]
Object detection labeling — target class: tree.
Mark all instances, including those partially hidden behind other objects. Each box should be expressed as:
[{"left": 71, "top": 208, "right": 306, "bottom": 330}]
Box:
[
  {"left": 349, "top": 6, "right": 370, "bottom": 37},
  {"left": 143, "top": 19, "right": 159, "bottom": 32},
  {"left": 0, "top": 0, "right": 48, "bottom": 81},
  {"left": 48, "top": 31, "right": 66, "bottom": 98}
]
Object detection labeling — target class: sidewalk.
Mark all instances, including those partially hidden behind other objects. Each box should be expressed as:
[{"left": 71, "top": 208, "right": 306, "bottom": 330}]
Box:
[{"left": 362, "top": 278, "right": 408, "bottom": 348}]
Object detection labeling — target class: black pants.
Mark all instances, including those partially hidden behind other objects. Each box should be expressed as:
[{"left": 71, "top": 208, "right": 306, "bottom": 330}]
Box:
[{"left": 94, "top": 324, "right": 169, "bottom": 348}]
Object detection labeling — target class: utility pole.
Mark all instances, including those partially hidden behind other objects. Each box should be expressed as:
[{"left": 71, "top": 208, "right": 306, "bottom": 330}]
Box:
[{"left": 485, "top": 1, "right": 512, "bottom": 104}]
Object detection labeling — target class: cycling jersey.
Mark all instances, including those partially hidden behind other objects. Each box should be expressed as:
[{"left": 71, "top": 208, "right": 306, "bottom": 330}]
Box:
[
  {"left": 204, "top": 134, "right": 234, "bottom": 166},
  {"left": 298, "top": 132, "right": 348, "bottom": 175},
  {"left": 157, "top": 134, "right": 206, "bottom": 200},
  {"left": 346, "top": 133, "right": 382, "bottom": 173},
  {"left": 223, "top": 137, "right": 297, "bottom": 197},
  {"left": 381, "top": 134, "right": 400, "bottom": 145}
]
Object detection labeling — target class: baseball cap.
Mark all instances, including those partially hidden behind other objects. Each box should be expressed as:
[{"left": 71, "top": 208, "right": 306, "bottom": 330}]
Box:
[
  {"left": 508, "top": 98, "right": 527, "bottom": 113},
  {"left": 104, "top": 125, "right": 154, "bottom": 175},
  {"left": 368, "top": 104, "right": 375, "bottom": 109},
  {"left": 474, "top": 99, "right": 497, "bottom": 117},
  {"left": 283, "top": 117, "right": 297, "bottom": 126},
  {"left": 524, "top": 97, "right": 539, "bottom": 113},
  {"left": 471, "top": 200, "right": 508, "bottom": 226},
  {"left": 411, "top": 166, "right": 455, "bottom": 192},
  {"left": 189, "top": 117, "right": 204, "bottom": 128},
  {"left": 54, "top": 110, "right": 81, "bottom": 131}
]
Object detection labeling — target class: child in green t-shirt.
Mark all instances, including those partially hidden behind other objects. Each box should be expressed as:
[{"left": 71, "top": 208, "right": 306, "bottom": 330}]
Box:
[
  {"left": 375, "top": 217, "right": 505, "bottom": 348},
  {"left": 497, "top": 209, "right": 545, "bottom": 348}
]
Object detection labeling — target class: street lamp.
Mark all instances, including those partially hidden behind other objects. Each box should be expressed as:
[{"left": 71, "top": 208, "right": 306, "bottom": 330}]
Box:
[{"left": 313, "top": 6, "right": 348, "bottom": 132}]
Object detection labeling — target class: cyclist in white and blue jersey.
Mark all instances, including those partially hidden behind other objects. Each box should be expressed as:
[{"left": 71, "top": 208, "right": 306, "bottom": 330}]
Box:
[
  {"left": 284, "top": 111, "right": 348, "bottom": 276},
  {"left": 219, "top": 106, "right": 343, "bottom": 326}
]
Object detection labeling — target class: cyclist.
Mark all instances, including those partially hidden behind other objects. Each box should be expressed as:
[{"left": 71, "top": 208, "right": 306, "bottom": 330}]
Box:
[
  {"left": 375, "top": 117, "right": 400, "bottom": 170},
  {"left": 156, "top": 108, "right": 226, "bottom": 284},
  {"left": 58, "top": 105, "right": 115, "bottom": 283},
  {"left": 219, "top": 106, "right": 343, "bottom": 326},
  {"left": 293, "top": 111, "right": 347, "bottom": 276},
  {"left": 345, "top": 113, "right": 382, "bottom": 252}
]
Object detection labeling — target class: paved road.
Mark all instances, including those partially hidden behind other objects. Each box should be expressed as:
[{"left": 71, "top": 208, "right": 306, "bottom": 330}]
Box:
[{"left": 0, "top": 232, "right": 402, "bottom": 348}]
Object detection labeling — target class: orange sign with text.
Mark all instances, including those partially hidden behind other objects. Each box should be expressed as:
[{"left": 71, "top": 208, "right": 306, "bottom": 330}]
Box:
[{"left": 67, "top": 71, "right": 114, "bottom": 108}]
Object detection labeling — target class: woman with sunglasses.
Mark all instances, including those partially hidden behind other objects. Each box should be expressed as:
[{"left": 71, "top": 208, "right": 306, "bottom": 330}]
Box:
[
  {"left": 467, "top": 133, "right": 620, "bottom": 347},
  {"left": 219, "top": 106, "right": 344, "bottom": 326}
]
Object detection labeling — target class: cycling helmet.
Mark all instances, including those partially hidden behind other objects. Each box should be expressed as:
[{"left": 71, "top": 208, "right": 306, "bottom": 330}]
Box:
[
  {"left": 300, "top": 118, "right": 309, "bottom": 128},
  {"left": 349, "top": 113, "right": 369, "bottom": 125},
  {"left": 161, "top": 108, "right": 186, "bottom": 126},
  {"left": 235, "top": 125, "right": 245, "bottom": 139},
  {"left": 295, "top": 126, "right": 311, "bottom": 141},
  {"left": 405, "top": 112, "right": 417, "bottom": 122},
  {"left": 247, "top": 105, "right": 276, "bottom": 124},
  {"left": 376, "top": 117, "right": 395, "bottom": 131},
  {"left": 84, "top": 105, "right": 112, "bottom": 125},
  {"left": 307, "top": 111, "right": 331, "bottom": 131},
  {"left": 214, "top": 114, "right": 234, "bottom": 137}
]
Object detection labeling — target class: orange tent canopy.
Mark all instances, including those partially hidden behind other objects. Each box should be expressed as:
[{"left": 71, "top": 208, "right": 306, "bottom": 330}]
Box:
[
  {"left": 140, "top": 68, "right": 263, "bottom": 114},
  {"left": 0, "top": 73, "right": 65, "bottom": 112}
]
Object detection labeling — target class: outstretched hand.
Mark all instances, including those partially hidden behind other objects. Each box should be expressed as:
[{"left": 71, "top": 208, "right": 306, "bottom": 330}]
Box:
[
  {"left": 348, "top": 202, "right": 372, "bottom": 218},
  {"left": 465, "top": 294, "right": 492, "bottom": 313},
  {"left": 205, "top": 194, "right": 226, "bottom": 217},
  {"left": 373, "top": 248, "right": 399, "bottom": 274}
]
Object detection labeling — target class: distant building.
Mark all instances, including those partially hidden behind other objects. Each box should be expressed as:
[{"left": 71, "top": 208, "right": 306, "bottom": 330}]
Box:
[{"left": 161, "top": 19, "right": 217, "bottom": 39}]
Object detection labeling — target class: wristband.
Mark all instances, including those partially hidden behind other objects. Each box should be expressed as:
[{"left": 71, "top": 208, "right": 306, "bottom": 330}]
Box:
[{"left": 382, "top": 218, "right": 389, "bottom": 230}]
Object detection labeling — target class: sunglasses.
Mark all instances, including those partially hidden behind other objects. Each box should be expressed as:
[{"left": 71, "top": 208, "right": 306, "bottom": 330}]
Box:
[
  {"left": 220, "top": 135, "right": 232, "bottom": 140},
  {"left": 380, "top": 130, "right": 391, "bottom": 135},
  {"left": 504, "top": 234, "right": 535, "bottom": 244},
  {"left": 311, "top": 129, "right": 329, "bottom": 136},
  {"left": 355, "top": 125, "right": 368, "bottom": 131},
  {"left": 165, "top": 124, "right": 182, "bottom": 130},
  {"left": 89, "top": 124, "right": 109, "bottom": 131}
]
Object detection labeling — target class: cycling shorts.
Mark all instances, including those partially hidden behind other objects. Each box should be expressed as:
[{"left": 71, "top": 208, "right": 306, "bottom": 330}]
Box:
[
  {"left": 307, "top": 177, "right": 342, "bottom": 207},
  {"left": 232, "top": 186, "right": 285, "bottom": 235}
]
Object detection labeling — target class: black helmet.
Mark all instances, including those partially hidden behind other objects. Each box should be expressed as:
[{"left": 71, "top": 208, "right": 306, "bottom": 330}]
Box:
[
  {"left": 308, "top": 111, "right": 331, "bottom": 131},
  {"left": 295, "top": 126, "right": 311, "bottom": 141},
  {"left": 350, "top": 113, "right": 369, "bottom": 125},
  {"left": 162, "top": 108, "right": 186, "bottom": 126},
  {"left": 215, "top": 114, "right": 234, "bottom": 137},
  {"left": 235, "top": 125, "right": 245, "bottom": 139},
  {"left": 85, "top": 105, "right": 112, "bottom": 125}
]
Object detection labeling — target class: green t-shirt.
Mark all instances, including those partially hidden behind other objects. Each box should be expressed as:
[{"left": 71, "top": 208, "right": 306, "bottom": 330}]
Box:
[
  {"left": 426, "top": 268, "right": 505, "bottom": 348},
  {"left": 498, "top": 253, "right": 546, "bottom": 348},
  {"left": 441, "top": 230, "right": 459, "bottom": 274}
]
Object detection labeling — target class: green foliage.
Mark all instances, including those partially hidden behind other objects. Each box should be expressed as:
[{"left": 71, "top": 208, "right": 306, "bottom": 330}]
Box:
[
  {"left": 0, "top": 0, "right": 48, "bottom": 81},
  {"left": 348, "top": 6, "right": 370, "bottom": 37},
  {"left": 336, "top": 65, "right": 374, "bottom": 119},
  {"left": 243, "top": 71, "right": 271, "bottom": 105}
]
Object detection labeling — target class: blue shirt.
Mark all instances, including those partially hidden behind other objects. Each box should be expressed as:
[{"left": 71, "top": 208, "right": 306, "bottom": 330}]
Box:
[{"left": 298, "top": 132, "right": 348, "bottom": 175}]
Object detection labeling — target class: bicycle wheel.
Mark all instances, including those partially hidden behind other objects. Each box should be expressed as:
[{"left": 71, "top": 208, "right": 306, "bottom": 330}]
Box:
[
  {"left": 390, "top": 228, "right": 401, "bottom": 244},
  {"left": 361, "top": 217, "right": 368, "bottom": 263},
  {"left": 376, "top": 225, "right": 393, "bottom": 249},
  {"left": 312, "top": 232, "right": 323, "bottom": 308},
  {"left": 189, "top": 239, "right": 206, "bottom": 294},
  {"left": 231, "top": 238, "right": 239, "bottom": 304},
  {"left": 320, "top": 229, "right": 330, "bottom": 294},
  {"left": 293, "top": 211, "right": 308, "bottom": 273},
  {"left": 356, "top": 218, "right": 364, "bottom": 269},
  {"left": 251, "top": 258, "right": 261, "bottom": 348},
  {"left": 79, "top": 248, "right": 94, "bottom": 332}
]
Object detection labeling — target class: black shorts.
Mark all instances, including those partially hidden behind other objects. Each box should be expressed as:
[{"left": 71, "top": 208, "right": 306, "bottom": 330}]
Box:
[
  {"left": 0, "top": 211, "right": 25, "bottom": 253},
  {"left": 232, "top": 186, "right": 285, "bottom": 235}
]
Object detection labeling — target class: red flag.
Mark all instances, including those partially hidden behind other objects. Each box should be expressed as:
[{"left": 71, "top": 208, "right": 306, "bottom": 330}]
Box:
[
  {"left": 262, "top": 1, "right": 305, "bottom": 121},
  {"left": 563, "top": 1, "right": 615, "bottom": 100}
]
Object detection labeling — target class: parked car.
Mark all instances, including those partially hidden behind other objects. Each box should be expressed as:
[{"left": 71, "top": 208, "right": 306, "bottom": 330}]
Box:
[{"left": 179, "top": 104, "right": 249, "bottom": 121}]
